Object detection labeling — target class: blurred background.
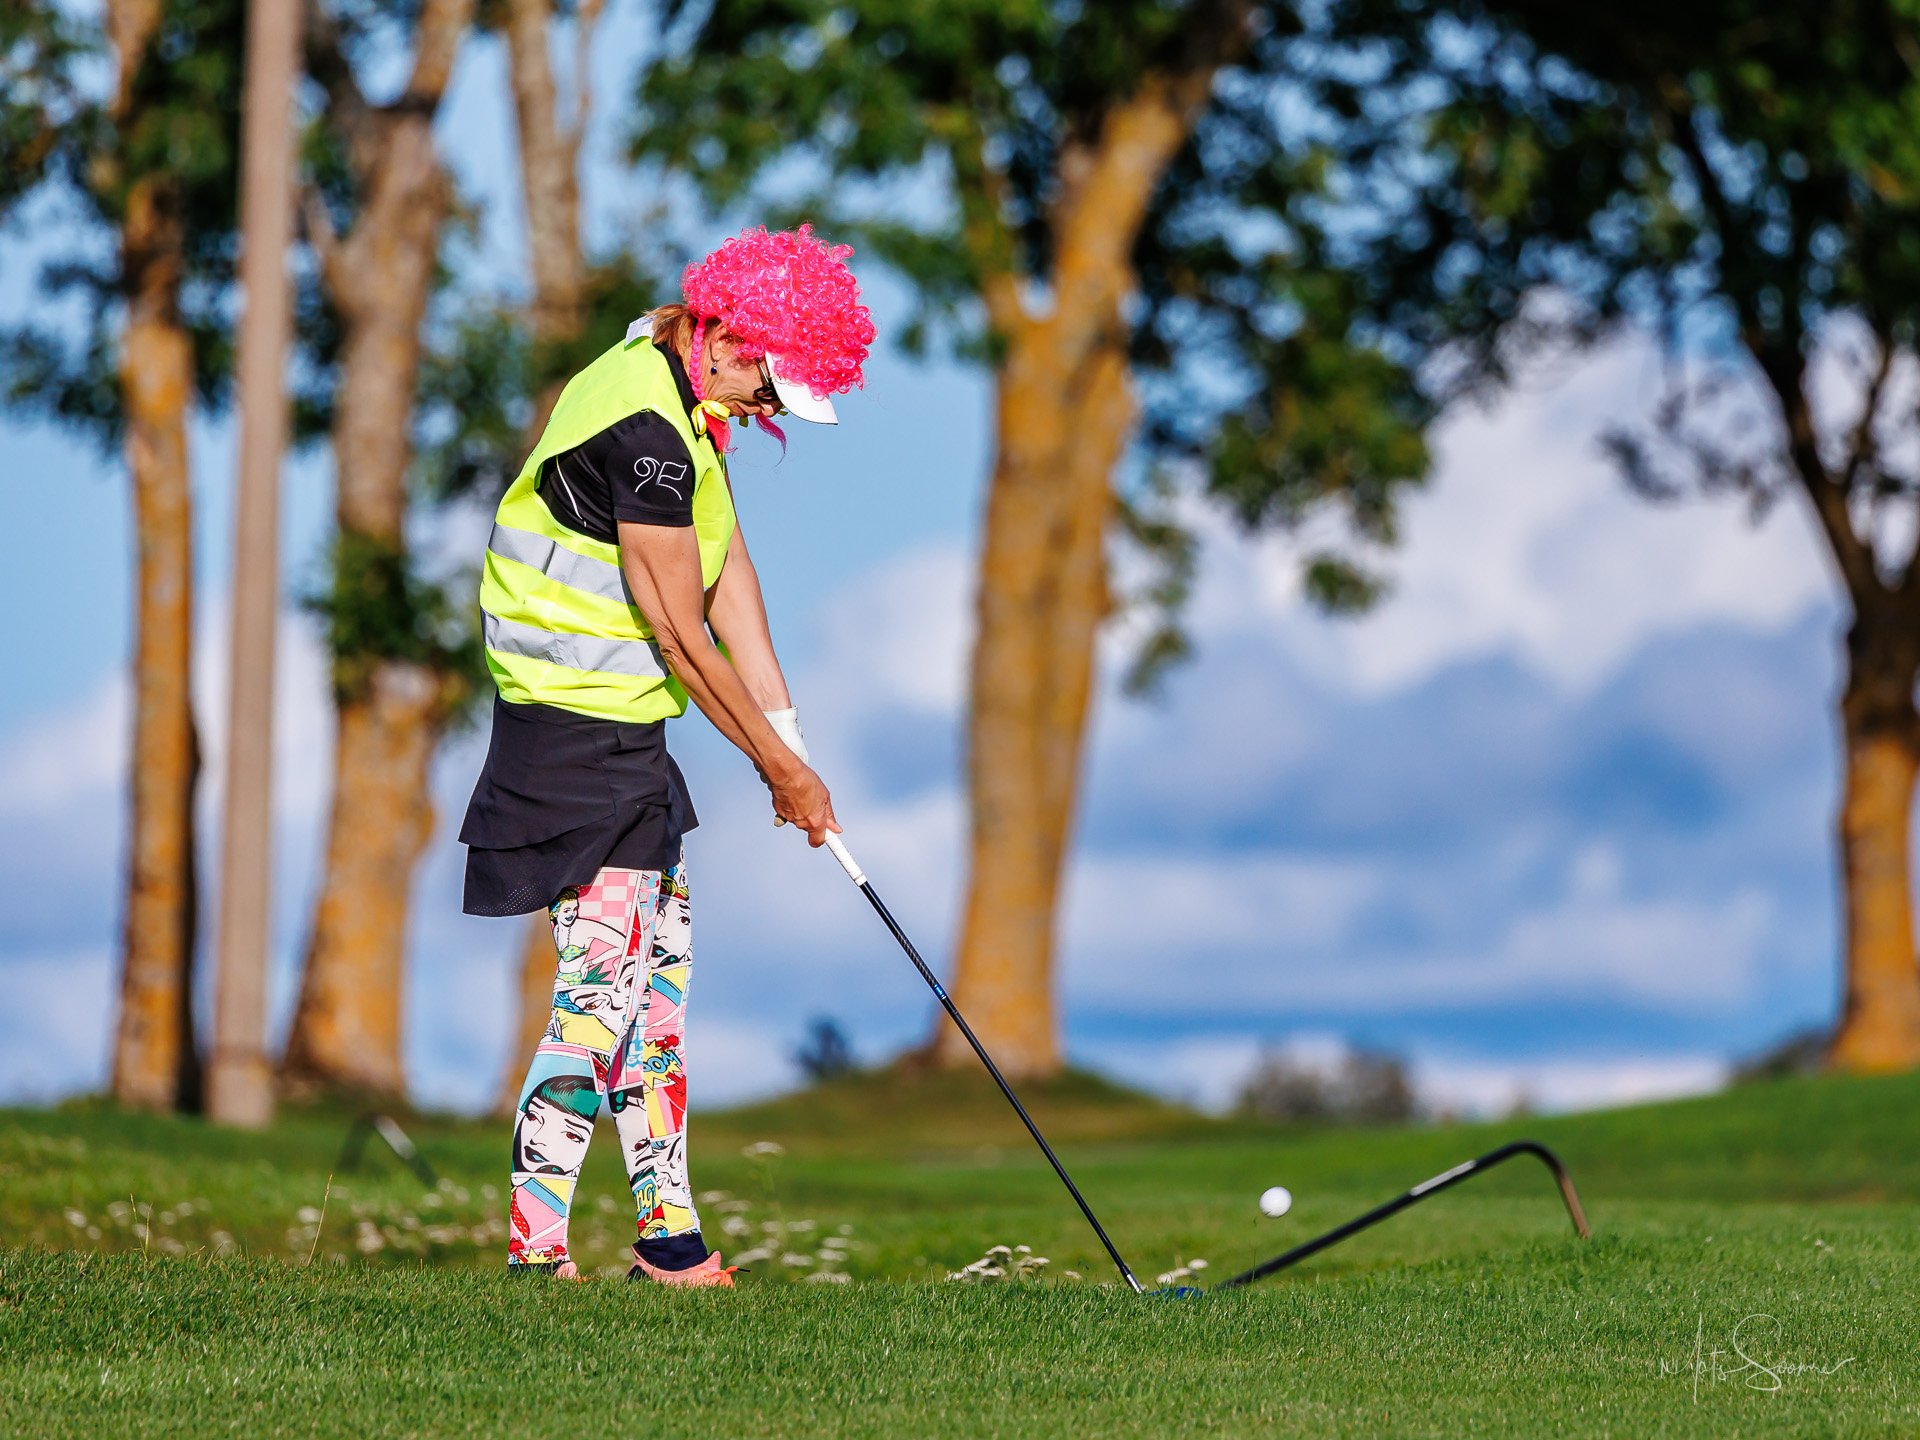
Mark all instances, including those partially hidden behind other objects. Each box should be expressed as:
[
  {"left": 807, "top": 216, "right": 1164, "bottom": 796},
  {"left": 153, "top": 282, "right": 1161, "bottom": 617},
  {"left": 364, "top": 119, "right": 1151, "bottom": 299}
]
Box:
[{"left": 3, "top": 0, "right": 1913, "bottom": 1127}]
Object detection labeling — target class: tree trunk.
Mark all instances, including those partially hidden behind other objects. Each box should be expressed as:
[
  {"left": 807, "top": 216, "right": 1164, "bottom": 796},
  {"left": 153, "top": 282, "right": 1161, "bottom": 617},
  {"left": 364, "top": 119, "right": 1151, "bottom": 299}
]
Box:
[
  {"left": 110, "top": 168, "right": 202, "bottom": 1112},
  {"left": 502, "top": 0, "right": 586, "bottom": 393},
  {"left": 281, "top": 0, "right": 473, "bottom": 1099},
  {"left": 934, "top": 73, "right": 1219, "bottom": 1079},
  {"left": 1828, "top": 619, "right": 1920, "bottom": 1072},
  {"left": 937, "top": 335, "right": 1133, "bottom": 1078},
  {"left": 494, "top": 912, "right": 557, "bottom": 1115},
  {"left": 492, "top": 0, "right": 596, "bottom": 1106},
  {"left": 283, "top": 662, "right": 443, "bottom": 1095}
]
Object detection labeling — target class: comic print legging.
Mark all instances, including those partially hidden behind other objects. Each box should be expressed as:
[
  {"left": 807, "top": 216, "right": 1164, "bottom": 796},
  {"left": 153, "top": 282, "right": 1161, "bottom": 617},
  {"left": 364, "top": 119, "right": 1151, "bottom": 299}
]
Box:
[{"left": 507, "top": 854, "right": 697, "bottom": 1269}]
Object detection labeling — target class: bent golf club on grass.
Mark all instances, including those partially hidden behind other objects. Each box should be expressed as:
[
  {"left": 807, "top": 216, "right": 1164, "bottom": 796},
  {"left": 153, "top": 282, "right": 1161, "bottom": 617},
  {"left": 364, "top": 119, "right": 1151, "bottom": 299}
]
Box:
[
  {"left": 821, "top": 833, "right": 1151, "bottom": 1295},
  {"left": 1215, "top": 1139, "right": 1593, "bottom": 1289}
]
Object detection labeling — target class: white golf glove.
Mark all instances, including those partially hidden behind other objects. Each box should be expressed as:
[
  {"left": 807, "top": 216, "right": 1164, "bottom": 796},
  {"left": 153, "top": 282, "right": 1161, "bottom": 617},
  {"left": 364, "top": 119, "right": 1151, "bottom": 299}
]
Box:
[
  {"left": 764, "top": 706, "right": 809, "bottom": 764},
  {"left": 765, "top": 707, "right": 810, "bottom": 829}
]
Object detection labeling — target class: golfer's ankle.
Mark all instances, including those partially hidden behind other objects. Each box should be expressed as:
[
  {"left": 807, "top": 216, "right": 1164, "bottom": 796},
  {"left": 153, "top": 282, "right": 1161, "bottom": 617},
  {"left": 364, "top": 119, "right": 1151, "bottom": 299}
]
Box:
[{"left": 633, "top": 1231, "right": 709, "bottom": 1271}]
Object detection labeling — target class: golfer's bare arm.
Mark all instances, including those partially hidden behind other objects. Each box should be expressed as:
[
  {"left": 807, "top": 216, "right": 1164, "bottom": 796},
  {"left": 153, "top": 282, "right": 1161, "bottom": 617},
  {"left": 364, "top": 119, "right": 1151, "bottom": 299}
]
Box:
[
  {"left": 617, "top": 520, "right": 837, "bottom": 840},
  {"left": 704, "top": 523, "right": 792, "bottom": 711}
]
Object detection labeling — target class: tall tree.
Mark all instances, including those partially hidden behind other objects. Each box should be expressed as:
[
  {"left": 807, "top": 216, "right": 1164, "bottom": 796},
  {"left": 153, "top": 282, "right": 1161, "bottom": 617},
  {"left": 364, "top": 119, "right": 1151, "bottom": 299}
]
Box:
[
  {"left": 403, "top": 124, "right": 666, "bottom": 1111},
  {"left": 1, "top": 0, "right": 243, "bottom": 1111},
  {"left": 637, "top": 0, "right": 1436, "bottom": 1076},
  {"left": 489, "top": 0, "right": 602, "bottom": 1114},
  {"left": 1392, "top": 0, "right": 1920, "bottom": 1070},
  {"left": 500, "top": 0, "right": 601, "bottom": 426},
  {"left": 402, "top": 0, "right": 678, "bottom": 1114},
  {"left": 280, "top": 0, "right": 480, "bottom": 1097},
  {"left": 207, "top": 0, "right": 304, "bottom": 1129}
]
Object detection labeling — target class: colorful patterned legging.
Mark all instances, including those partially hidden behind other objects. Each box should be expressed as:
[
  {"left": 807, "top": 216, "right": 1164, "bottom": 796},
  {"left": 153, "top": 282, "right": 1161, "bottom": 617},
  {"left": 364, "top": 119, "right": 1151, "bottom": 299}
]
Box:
[{"left": 507, "top": 853, "right": 697, "bottom": 1268}]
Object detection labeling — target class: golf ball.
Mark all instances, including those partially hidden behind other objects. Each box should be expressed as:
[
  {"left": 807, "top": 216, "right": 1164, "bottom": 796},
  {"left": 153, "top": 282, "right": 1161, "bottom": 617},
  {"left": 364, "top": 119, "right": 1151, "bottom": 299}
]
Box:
[{"left": 1259, "top": 1185, "right": 1293, "bottom": 1218}]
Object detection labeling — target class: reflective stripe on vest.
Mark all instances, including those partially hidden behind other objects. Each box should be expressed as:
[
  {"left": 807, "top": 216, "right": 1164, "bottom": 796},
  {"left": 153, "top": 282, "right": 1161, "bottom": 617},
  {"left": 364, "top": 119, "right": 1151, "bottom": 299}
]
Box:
[
  {"left": 478, "top": 330, "right": 735, "bottom": 724},
  {"left": 487, "top": 521, "right": 629, "bottom": 605},
  {"left": 482, "top": 613, "right": 667, "bottom": 678}
]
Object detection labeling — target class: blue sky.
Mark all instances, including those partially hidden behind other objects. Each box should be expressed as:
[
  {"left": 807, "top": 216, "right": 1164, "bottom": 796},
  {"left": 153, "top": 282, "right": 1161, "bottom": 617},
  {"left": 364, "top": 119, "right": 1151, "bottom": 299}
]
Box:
[{"left": 0, "top": 13, "right": 1858, "bottom": 1116}]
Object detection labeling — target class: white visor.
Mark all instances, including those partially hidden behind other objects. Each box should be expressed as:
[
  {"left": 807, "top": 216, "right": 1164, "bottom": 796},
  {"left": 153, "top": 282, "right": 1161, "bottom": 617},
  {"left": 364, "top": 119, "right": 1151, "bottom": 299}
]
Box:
[{"left": 767, "top": 355, "right": 838, "bottom": 424}]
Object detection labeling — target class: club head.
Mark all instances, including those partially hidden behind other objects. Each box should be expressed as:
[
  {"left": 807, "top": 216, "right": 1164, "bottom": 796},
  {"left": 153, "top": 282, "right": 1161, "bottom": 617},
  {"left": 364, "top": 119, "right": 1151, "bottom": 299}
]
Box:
[{"left": 1144, "top": 1285, "right": 1205, "bottom": 1300}]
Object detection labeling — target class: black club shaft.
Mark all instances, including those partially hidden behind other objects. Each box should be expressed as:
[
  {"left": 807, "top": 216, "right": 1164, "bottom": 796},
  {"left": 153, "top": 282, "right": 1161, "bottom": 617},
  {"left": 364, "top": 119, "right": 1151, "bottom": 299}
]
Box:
[{"left": 826, "top": 836, "right": 1145, "bottom": 1294}]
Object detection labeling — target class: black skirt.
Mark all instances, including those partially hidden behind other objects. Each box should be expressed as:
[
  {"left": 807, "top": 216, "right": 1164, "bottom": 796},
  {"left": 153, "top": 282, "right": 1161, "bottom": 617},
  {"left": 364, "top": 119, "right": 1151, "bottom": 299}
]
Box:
[{"left": 459, "top": 695, "right": 698, "bottom": 917}]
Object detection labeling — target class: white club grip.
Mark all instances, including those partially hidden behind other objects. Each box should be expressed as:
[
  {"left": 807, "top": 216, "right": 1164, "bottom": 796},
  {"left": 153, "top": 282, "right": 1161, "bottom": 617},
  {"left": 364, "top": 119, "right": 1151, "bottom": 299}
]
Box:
[{"left": 824, "top": 832, "right": 865, "bottom": 885}]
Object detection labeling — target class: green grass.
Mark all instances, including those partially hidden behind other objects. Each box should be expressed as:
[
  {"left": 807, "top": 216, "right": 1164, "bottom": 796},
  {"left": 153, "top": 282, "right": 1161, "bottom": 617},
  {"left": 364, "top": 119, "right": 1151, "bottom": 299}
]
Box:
[{"left": 1, "top": 1069, "right": 1916, "bottom": 1436}]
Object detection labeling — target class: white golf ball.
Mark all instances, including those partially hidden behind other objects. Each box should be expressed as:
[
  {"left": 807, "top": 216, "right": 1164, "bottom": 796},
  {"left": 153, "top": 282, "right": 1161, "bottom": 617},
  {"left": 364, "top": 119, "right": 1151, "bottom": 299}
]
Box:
[{"left": 1259, "top": 1185, "right": 1293, "bottom": 1218}]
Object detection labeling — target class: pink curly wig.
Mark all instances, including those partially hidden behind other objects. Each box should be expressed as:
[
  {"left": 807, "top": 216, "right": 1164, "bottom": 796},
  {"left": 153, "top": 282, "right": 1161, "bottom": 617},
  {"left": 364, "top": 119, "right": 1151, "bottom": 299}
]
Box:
[{"left": 681, "top": 224, "right": 877, "bottom": 400}]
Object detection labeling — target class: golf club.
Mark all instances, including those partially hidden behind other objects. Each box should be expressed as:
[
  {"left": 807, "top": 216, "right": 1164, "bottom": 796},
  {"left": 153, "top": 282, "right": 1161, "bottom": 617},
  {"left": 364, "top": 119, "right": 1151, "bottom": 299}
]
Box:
[
  {"left": 1214, "top": 1139, "right": 1592, "bottom": 1290},
  {"left": 337, "top": 1111, "right": 439, "bottom": 1187},
  {"left": 821, "top": 833, "right": 1149, "bottom": 1295}
]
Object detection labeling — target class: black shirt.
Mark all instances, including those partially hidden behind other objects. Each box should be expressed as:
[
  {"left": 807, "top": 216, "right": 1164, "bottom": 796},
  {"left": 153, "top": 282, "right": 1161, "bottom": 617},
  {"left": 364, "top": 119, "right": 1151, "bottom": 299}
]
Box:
[
  {"left": 460, "top": 337, "right": 708, "bottom": 917},
  {"left": 537, "top": 340, "right": 703, "bottom": 539}
]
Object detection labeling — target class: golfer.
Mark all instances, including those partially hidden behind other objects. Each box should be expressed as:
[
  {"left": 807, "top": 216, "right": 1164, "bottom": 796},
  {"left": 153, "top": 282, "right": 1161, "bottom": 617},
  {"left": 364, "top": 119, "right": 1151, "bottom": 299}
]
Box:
[{"left": 459, "top": 225, "right": 874, "bottom": 1286}]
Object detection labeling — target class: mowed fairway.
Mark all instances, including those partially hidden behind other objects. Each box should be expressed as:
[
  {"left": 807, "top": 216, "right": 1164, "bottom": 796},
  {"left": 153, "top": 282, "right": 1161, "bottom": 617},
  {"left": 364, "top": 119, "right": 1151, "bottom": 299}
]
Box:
[{"left": 1, "top": 1070, "right": 1915, "bottom": 1437}]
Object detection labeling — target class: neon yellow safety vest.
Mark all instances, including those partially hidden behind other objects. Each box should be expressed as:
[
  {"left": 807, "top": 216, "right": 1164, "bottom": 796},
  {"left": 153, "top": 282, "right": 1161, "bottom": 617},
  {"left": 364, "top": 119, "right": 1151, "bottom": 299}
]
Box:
[{"left": 479, "top": 327, "right": 736, "bottom": 723}]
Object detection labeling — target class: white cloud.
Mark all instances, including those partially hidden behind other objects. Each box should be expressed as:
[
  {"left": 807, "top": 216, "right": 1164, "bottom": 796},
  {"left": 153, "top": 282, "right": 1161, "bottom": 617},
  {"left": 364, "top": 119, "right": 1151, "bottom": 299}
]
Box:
[
  {"left": 1074, "top": 1029, "right": 1729, "bottom": 1119},
  {"left": 683, "top": 1017, "right": 806, "bottom": 1108},
  {"left": 0, "top": 675, "right": 126, "bottom": 818},
  {"left": 808, "top": 542, "right": 971, "bottom": 717},
  {"left": 0, "top": 595, "right": 341, "bottom": 1104},
  {"left": 0, "top": 945, "right": 113, "bottom": 1101},
  {"left": 1074, "top": 1033, "right": 1267, "bottom": 1113},
  {"left": 1191, "top": 332, "right": 1832, "bottom": 699},
  {"left": 1411, "top": 1052, "right": 1730, "bottom": 1120},
  {"left": 0, "top": 597, "right": 333, "bottom": 854},
  {"left": 191, "top": 597, "right": 337, "bottom": 846},
  {"left": 1450, "top": 885, "right": 1773, "bottom": 1010},
  {"left": 1060, "top": 841, "right": 1773, "bottom": 1016},
  {"left": 1061, "top": 851, "right": 1382, "bottom": 964}
]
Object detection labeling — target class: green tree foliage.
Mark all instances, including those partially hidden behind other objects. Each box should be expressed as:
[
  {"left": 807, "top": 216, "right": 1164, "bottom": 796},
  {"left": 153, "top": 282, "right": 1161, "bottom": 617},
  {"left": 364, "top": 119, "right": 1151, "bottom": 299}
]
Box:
[
  {"left": 1368, "top": 0, "right": 1920, "bottom": 487},
  {"left": 0, "top": 0, "right": 244, "bottom": 438},
  {"left": 632, "top": 0, "right": 1446, "bottom": 689},
  {"left": 302, "top": 531, "right": 485, "bottom": 706},
  {"left": 0, "top": 6, "right": 89, "bottom": 214},
  {"left": 414, "top": 253, "right": 670, "bottom": 504}
]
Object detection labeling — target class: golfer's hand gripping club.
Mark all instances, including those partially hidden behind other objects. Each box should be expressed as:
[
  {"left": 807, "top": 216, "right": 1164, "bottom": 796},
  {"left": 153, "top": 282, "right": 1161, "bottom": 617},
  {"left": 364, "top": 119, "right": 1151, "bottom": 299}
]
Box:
[{"left": 766, "top": 706, "right": 837, "bottom": 844}]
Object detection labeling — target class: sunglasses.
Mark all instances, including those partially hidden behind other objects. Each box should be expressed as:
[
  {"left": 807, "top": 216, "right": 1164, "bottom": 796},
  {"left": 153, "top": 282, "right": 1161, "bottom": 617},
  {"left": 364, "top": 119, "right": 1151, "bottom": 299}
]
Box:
[{"left": 751, "top": 358, "right": 784, "bottom": 412}]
